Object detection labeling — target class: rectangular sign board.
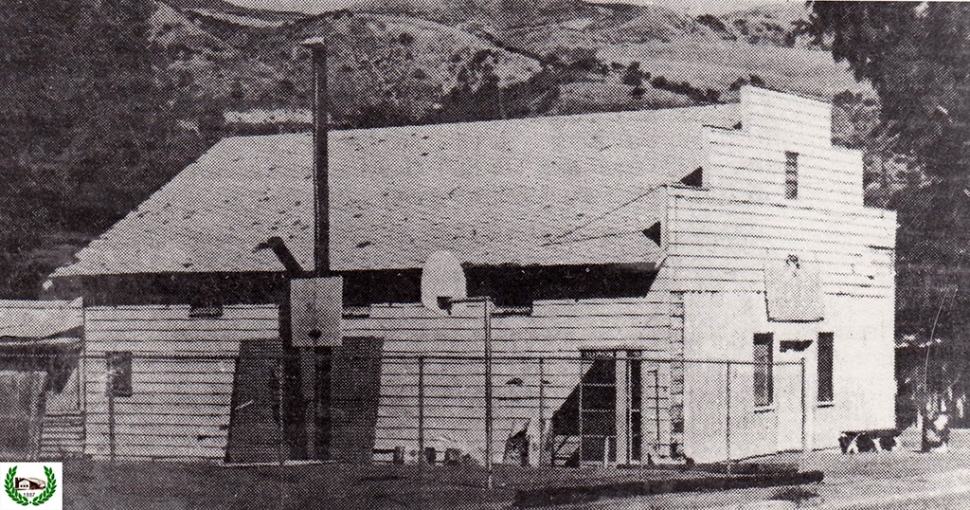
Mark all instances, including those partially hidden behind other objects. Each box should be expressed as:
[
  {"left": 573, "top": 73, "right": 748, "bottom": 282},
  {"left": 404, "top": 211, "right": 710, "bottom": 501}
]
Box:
[{"left": 765, "top": 257, "right": 824, "bottom": 322}]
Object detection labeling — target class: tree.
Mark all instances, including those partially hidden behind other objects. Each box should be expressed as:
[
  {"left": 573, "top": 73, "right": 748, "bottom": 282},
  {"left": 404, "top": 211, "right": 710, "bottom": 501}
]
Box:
[
  {"left": 805, "top": 2, "right": 970, "bottom": 444},
  {"left": 804, "top": 2, "right": 970, "bottom": 184},
  {"left": 0, "top": 0, "right": 213, "bottom": 297}
]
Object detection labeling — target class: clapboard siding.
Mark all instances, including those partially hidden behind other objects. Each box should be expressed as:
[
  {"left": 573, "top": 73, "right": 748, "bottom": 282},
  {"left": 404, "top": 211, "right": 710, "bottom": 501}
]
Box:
[
  {"left": 741, "top": 87, "right": 832, "bottom": 147},
  {"left": 39, "top": 414, "right": 84, "bottom": 459},
  {"left": 347, "top": 286, "right": 674, "bottom": 461},
  {"left": 705, "top": 133, "right": 864, "bottom": 206},
  {"left": 667, "top": 189, "right": 895, "bottom": 296},
  {"left": 708, "top": 88, "right": 865, "bottom": 206},
  {"left": 82, "top": 304, "right": 278, "bottom": 461}
]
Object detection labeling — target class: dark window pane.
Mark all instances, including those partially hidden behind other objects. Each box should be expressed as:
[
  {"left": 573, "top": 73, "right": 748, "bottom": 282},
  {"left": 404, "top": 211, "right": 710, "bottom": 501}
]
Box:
[
  {"left": 754, "top": 334, "right": 773, "bottom": 406},
  {"left": 582, "top": 411, "right": 616, "bottom": 435},
  {"left": 106, "top": 351, "right": 133, "bottom": 398},
  {"left": 583, "top": 359, "right": 616, "bottom": 384},
  {"left": 630, "top": 360, "right": 642, "bottom": 409},
  {"left": 582, "top": 386, "right": 616, "bottom": 410},
  {"left": 818, "top": 332, "right": 834, "bottom": 402},
  {"left": 785, "top": 151, "right": 798, "bottom": 199},
  {"left": 581, "top": 436, "right": 616, "bottom": 462}
]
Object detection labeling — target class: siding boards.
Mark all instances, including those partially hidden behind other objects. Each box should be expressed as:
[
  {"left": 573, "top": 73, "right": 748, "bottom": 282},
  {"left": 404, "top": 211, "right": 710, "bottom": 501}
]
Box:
[
  {"left": 39, "top": 414, "right": 84, "bottom": 459},
  {"left": 348, "top": 294, "right": 672, "bottom": 461},
  {"left": 83, "top": 305, "right": 279, "bottom": 461},
  {"left": 668, "top": 191, "right": 895, "bottom": 296}
]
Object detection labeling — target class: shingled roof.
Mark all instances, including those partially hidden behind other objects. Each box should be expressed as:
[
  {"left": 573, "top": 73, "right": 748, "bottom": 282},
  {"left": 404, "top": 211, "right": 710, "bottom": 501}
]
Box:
[{"left": 52, "top": 104, "right": 740, "bottom": 277}]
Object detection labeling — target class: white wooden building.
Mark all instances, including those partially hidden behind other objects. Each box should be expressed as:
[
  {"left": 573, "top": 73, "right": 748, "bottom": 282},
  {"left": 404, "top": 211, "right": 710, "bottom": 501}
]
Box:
[{"left": 47, "top": 86, "right": 896, "bottom": 465}]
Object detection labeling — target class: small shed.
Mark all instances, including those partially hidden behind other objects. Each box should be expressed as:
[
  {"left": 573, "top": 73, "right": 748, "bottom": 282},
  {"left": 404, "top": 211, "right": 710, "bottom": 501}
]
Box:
[{"left": 0, "top": 299, "right": 84, "bottom": 460}]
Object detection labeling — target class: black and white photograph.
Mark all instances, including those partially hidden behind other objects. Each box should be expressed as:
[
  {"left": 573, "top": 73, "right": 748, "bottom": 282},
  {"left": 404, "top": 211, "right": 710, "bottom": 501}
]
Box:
[{"left": 0, "top": 1, "right": 968, "bottom": 508}]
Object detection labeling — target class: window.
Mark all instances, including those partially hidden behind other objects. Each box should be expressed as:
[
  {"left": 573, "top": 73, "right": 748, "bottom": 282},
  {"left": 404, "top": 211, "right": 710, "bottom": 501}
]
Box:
[
  {"left": 189, "top": 301, "right": 223, "bottom": 318},
  {"left": 106, "top": 351, "right": 133, "bottom": 397},
  {"left": 818, "top": 333, "right": 834, "bottom": 402},
  {"left": 754, "top": 334, "right": 774, "bottom": 407},
  {"left": 785, "top": 151, "right": 799, "bottom": 199}
]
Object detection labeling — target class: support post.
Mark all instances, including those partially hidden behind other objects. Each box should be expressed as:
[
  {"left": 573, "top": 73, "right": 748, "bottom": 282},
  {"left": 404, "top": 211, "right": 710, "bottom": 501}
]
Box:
[
  {"left": 277, "top": 361, "right": 285, "bottom": 467},
  {"left": 654, "top": 369, "right": 661, "bottom": 444},
  {"left": 418, "top": 355, "right": 426, "bottom": 466},
  {"left": 484, "top": 299, "right": 494, "bottom": 490},
  {"left": 302, "top": 347, "right": 317, "bottom": 460},
  {"left": 725, "top": 362, "right": 731, "bottom": 474},
  {"left": 578, "top": 357, "right": 584, "bottom": 466},
  {"left": 615, "top": 353, "right": 629, "bottom": 466},
  {"left": 801, "top": 357, "right": 808, "bottom": 454},
  {"left": 538, "top": 357, "right": 546, "bottom": 467},
  {"left": 108, "top": 386, "right": 116, "bottom": 464},
  {"left": 309, "top": 44, "right": 329, "bottom": 274}
]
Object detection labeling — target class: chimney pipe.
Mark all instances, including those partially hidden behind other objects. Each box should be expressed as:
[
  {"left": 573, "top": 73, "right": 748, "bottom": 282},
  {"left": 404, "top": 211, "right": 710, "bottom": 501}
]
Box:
[{"left": 301, "top": 38, "right": 329, "bottom": 276}]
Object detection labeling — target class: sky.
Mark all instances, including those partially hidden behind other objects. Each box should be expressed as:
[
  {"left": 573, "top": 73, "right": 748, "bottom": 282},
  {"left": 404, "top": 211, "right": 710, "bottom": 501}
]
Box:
[{"left": 224, "top": 0, "right": 788, "bottom": 16}]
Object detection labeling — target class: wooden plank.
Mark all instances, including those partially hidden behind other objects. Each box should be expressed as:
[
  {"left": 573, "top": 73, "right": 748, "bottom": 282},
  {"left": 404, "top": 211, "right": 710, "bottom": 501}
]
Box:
[
  {"left": 743, "top": 88, "right": 831, "bottom": 117},
  {"left": 126, "top": 361, "right": 238, "bottom": 375},
  {"left": 672, "top": 205, "right": 893, "bottom": 241},
  {"left": 669, "top": 244, "right": 889, "bottom": 266},
  {"left": 86, "top": 422, "right": 227, "bottom": 438},
  {"left": 85, "top": 402, "right": 231, "bottom": 415},
  {"left": 86, "top": 331, "right": 271, "bottom": 342},
  {"left": 86, "top": 443, "right": 225, "bottom": 459},
  {"left": 344, "top": 327, "right": 673, "bottom": 343},
  {"left": 744, "top": 101, "right": 829, "bottom": 131},
  {"left": 86, "top": 305, "right": 278, "bottom": 321},
  {"left": 673, "top": 198, "right": 893, "bottom": 233},
  {"left": 704, "top": 156, "right": 859, "bottom": 193},
  {"left": 86, "top": 413, "right": 230, "bottom": 427},
  {"left": 342, "top": 314, "right": 670, "bottom": 332},
  {"left": 85, "top": 381, "right": 232, "bottom": 395},
  {"left": 707, "top": 129, "right": 860, "bottom": 166},
  {"left": 88, "top": 319, "right": 279, "bottom": 332},
  {"left": 84, "top": 392, "right": 232, "bottom": 406}
]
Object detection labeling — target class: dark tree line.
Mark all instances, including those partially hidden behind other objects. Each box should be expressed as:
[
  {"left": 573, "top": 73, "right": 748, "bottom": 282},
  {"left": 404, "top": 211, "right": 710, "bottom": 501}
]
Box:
[{"left": 0, "top": 0, "right": 218, "bottom": 297}]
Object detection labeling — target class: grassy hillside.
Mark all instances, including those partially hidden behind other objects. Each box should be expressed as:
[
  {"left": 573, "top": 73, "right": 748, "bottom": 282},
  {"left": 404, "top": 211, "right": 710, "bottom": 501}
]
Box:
[{"left": 599, "top": 40, "right": 870, "bottom": 100}]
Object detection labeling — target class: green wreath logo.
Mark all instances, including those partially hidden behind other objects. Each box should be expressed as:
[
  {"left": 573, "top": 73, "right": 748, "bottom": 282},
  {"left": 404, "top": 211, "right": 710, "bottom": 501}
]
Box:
[{"left": 4, "top": 466, "right": 56, "bottom": 506}]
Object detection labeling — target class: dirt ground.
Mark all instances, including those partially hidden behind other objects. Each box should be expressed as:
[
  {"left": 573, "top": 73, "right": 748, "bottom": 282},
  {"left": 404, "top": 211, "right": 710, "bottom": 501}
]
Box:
[
  {"left": 57, "top": 429, "right": 970, "bottom": 510},
  {"left": 61, "top": 458, "right": 716, "bottom": 510}
]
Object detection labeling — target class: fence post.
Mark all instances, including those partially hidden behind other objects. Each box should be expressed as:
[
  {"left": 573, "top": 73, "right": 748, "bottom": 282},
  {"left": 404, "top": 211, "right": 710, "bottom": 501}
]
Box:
[
  {"left": 484, "top": 300, "right": 494, "bottom": 490},
  {"left": 108, "top": 382, "right": 116, "bottom": 465},
  {"left": 725, "top": 362, "right": 731, "bottom": 475},
  {"left": 578, "top": 357, "right": 584, "bottom": 467},
  {"left": 801, "top": 357, "right": 808, "bottom": 454},
  {"left": 538, "top": 357, "right": 545, "bottom": 467},
  {"left": 418, "top": 356, "right": 425, "bottom": 466},
  {"left": 277, "top": 360, "right": 285, "bottom": 467},
  {"left": 654, "top": 369, "right": 661, "bottom": 447}
]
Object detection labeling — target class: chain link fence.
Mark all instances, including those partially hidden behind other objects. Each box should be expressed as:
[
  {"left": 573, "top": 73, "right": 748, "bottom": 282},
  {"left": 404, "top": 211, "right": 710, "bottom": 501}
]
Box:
[{"left": 0, "top": 349, "right": 808, "bottom": 470}]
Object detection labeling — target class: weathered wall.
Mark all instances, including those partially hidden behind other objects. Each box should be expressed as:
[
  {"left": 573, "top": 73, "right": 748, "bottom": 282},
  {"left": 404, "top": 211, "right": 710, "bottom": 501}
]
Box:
[
  {"left": 343, "top": 283, "right": 673, "bottom": 464},
  {"left": 681, "top": 291, "right": 895, "bottom": 464},
  {"left": 674, "top": 87, "right": 896, "bottom": 463},
  {"left": 82, "top": 305, "right": 279, "bottom": 460}
]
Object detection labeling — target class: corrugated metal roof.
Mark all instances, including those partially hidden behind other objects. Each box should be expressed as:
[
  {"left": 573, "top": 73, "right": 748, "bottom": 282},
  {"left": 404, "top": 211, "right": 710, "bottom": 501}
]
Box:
[
  {"left": 0, "top": 299, "right": 83, "bottom": 339},
  {"left": 53, "top": 104, "right": 740, "bottom": 277}
]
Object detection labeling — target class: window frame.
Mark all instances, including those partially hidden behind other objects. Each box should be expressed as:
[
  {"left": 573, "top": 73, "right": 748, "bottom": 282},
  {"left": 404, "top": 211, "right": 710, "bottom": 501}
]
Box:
[
  {"left": 753, "top": 333, "right": 774, "bottom": 408},
  {"left": 785, "top": 151, "right": 799, "bottom": 200},
  {"left": 817, "top": 332, "right": 834, "bottom": 404},
  {"left": 106, "top": 351, "right": 133, "bottom": 398}
]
